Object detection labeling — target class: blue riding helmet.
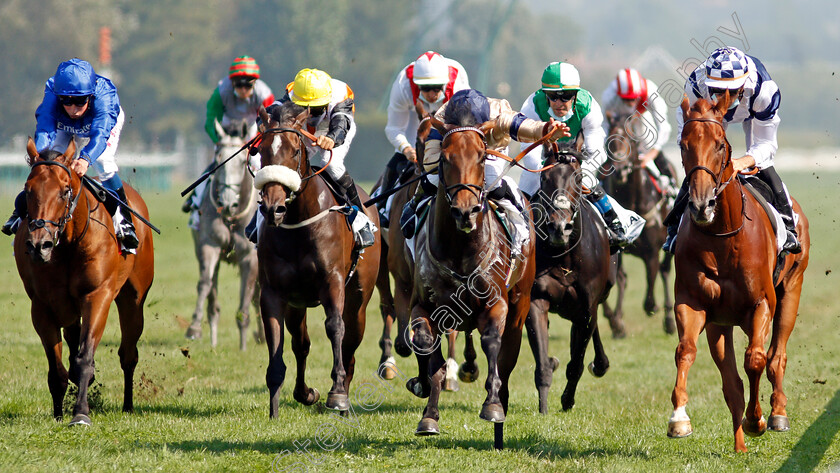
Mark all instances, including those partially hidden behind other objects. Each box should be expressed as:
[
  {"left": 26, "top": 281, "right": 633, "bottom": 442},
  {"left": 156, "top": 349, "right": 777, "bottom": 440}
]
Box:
[
  {"left": 444, "top": 89, "right": 490, "bottom": 126},
  {"left": 54, "top": 59, "right": 96, "bottom": 96}
]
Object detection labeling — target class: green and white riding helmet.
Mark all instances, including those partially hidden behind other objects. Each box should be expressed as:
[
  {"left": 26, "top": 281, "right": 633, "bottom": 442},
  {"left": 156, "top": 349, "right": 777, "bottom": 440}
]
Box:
[{"left": 540, "top": 62, "right": 581, "bottom": 92}]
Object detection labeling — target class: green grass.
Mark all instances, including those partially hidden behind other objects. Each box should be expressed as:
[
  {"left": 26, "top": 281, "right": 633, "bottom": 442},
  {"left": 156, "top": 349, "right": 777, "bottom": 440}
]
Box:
[{"left": 1, "top": 172, "right": 839, "bottom": 472}]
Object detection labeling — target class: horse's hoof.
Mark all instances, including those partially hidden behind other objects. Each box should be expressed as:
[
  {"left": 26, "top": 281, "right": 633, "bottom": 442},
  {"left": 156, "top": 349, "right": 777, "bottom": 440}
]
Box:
[
  {"left": 69, "top": 414, "right": 92, "bottom": 427},
  {"left": 415, "top": 418, "right": 440, "bottom": 436},
  {"left": 667, "top": 420, "right": 693, "bottom": 438},
  {"left": 663, "top": 316, "right": 677, "bottom": 335},
  {"left": 458, "top": 364, "right": 479, "bottom": 383},
  {"left": 185, "top": 326, "right": 201, "bottom": 340},
  {"left": 612, "top": 328, "right": 627, "bottom": 339},
  {"left": 325, "top": 392, "right": 349, "bottom": 412},
  {"left": 378, "top": 357, "right": 397, "bottom": 380},
  {"left": 479, "top": 403, "right": 505, "bottom": 423},
  {"left": 294, "top": 387, "right": 320, "bottom": 406},
  {"left": 743, "top": 416, "right": 767, "bottom": 437},
  {"left": 768, "top": 415, "right": 790, "bottom": 432},
  {"left": 444, "top": 377, "right": 459, "bottom": 392},
  {"left": 588, "top": 361, "right": 608, "bottom": 378},
  {"left": 406, "top": 377, "right": 430, "bottom": 398},
  {"left": 549, "top": 357, "right": 561, "bottom": 372}
]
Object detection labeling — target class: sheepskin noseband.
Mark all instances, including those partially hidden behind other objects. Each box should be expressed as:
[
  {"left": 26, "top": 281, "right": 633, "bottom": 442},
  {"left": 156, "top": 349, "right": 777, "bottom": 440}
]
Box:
[{"left": 254, "top": 165, "right": 302, "bottom": 192}]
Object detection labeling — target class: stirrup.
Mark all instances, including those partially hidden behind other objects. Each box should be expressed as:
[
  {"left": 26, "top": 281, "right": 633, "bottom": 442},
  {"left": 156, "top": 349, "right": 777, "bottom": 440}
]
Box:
[
  {"left": 118, "top": 222, "right": 140, "bottom": 249},
  {"left": 782, "top": 230, "right": 802, "bottom": 255},
  {"left": 662, "top": 231, "right": 677, "bottom": 254}
]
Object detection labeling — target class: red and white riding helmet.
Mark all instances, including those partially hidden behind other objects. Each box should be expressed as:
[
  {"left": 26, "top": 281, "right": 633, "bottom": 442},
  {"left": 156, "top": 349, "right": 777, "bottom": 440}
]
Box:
[
  {"left": 616, "top": 68, "right": 645, "bottom": 99},
  {"left": 412, "top": 51, "right": 449, "bottom": 86}
]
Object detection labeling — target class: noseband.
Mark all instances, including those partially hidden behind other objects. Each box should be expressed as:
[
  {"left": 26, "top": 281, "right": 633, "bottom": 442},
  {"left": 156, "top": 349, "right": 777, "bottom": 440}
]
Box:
[
  {"left": 27, "top": 160, "right": 82, "bottom": 241},
  {"left": 439, "top": 127, "right": 487, "bottom": 205}
]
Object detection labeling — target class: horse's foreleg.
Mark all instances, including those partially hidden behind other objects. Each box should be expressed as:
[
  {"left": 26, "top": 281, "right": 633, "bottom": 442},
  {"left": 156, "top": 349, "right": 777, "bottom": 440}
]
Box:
[
  {"left": 208, "top": 260, "right": 221, "bottom": 348},
  {"left": 284, "top": 306, "right": 319, "bottom": 406},
  {"left": 766, "top": 274, "right": 803, "bottom": 432},
  {"left": 478, "top": 306, "right": 506, "bottom": 423},
  {"left": 375, "top": 251, "right": 397, "bottom": 378},
  {"left": 444, "top": 330, "right": 459, "bottom": 392},
  {"left": 458, "top": 331, "right": 480, "bottom": 383},
  {"left": 589, "top": 319, "right": 610, "bottom": 378},
  {"left": 668, "top": 302, "right": 705, "bottom": 440},
  {"left": 188, "top": 245, "right": 221, "bottom": 341},
  {"left": 63, "top": 322, "right": 82, "bottom": 385},
  {"left": 236, "top": 248, "right": 259, "bottom": 351},
  {"left": 498, "top": 297, "right": 528, "bottom": 416},
  {"left": 341, "top": 288, "right": 368, "bottom": 392},
  {"left": 604, "top": 257, "right": 627, "bottom": 338},
  {"left": 561, "top": 304, "right": 597, "bottom": 411},
  {"left": 33, "top": 307, "right": 67, "bottom": 420},
  {"left": 659, "top": 253, "right": 675, "bottom": 334},
  {"left": 70, "top": 294, "right": 112, "bottom": 425},
  {"left": 743, "top": 298, "right": 773, "bottom": 439},
  {"left": 115, "top": 283, "right": 146, "bottom": 414},
  {"left": 392, "top": 275, "right": 413, "bottom": 358},
  {"left": 525, "top": 299, "right": 553, "bottom": 414},
  {"left": 643, "top": 250, "right": 660, "bottom": 316},
  {"left": 260, "top": 284, "right": 287, "bottom": 419},
  {"left": 322, "top": 285, "right": 349, "bottom": 412},
  {"left": 407, "top": 307, "right": 434, "bottom": 399},
  {"left": 416, "top": 341, "right": 446, "bottom": 436},
  {"left": 706, "top": 324, "right": 747, "bottom": 452}
]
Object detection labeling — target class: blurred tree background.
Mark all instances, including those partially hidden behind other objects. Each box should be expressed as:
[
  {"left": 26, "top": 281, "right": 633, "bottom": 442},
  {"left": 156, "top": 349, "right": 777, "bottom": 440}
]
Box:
[{"left": 0, "top": 0, "right": 837, "bottom": 180}]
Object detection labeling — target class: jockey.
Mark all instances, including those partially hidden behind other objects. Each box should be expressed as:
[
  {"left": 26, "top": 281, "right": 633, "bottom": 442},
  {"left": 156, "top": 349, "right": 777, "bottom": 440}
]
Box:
[
  {"left": 664, "top": 46, "right": 801, "bottom": 254},
  {"left": 2, "top": 58, "right": 139, "bottom": 249},
  {"left": 600, "top": 68, "right": 677, "bottom": 195},
  {"left": 253, "top": 68, "right": 374, "bottom": 248},
  {"left": 380, "top": 51, "right": 470, "bottom": 218},
  {"left": 519, "top": 62, "right": 642, "bottom": 250},
  {"left": 401, "top": 89, "right": 570, "bottom": 250},
  {"left": 183, "top": 55, "right": 275, "bottom": 214}
]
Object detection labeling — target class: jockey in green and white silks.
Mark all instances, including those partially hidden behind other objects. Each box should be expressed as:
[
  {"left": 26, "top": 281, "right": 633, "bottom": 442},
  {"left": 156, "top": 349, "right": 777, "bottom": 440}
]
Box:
[{"left": 519, "top": 62, "right": 644, "bottom": 250}]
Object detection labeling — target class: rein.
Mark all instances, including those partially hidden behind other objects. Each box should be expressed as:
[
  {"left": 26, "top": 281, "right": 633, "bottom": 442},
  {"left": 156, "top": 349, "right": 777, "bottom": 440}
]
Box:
[{"left": 27, "top": 161, "right": 84, "bottom": 243}]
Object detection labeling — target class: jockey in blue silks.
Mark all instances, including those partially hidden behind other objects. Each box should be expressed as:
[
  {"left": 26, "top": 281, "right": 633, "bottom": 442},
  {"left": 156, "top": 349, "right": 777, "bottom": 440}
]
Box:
[{"left": 2, "top": 58, "right": 138, "bottom": 249}]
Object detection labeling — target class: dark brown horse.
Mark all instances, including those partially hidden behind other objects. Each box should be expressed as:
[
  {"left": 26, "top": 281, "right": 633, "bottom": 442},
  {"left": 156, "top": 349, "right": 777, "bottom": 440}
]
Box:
[
  {"left": 255, "top": 104, "right": 380, "bottom": 415},
  {"left": 525, "top": 144, "right": 616, "bottom": 413},
  {"left": 602, "top": 110, "right": 676, "bottom": 336},
  {"left": 14, "top": 138, "right": 154, "bottom": 426},
  {"left": 407, "top": 119, "right": 536, "bottom": 436},
  {"left": 668, "top": 94, "right": 810, "bottom": 452}
]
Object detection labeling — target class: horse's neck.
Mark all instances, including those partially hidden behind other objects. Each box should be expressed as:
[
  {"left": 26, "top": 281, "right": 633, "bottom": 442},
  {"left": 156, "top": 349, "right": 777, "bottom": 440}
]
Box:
[
  {"left": 703, "top": 168, "right": 745, "bottom": 233},
  {"left": 65, "top": 184, "right": 96, "bottom": 243},
  {"left": 288, "top": 171, "right": 331, "bottom": 220}
]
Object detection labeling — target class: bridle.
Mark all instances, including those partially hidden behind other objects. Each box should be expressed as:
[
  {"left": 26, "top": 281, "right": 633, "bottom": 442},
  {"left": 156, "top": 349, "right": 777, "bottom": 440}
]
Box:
[
  {"left": 682, "top": 117, "right": 749, "bottom": 237},
  {"left": 257, "top": 126, "right": 333, "bottom": 203},
  {"left": 438, "top": 126, "right": 487, "bottom": 206},
  {"left": 210, "top": 139, "right": 256, "bottom": 221},
  {"left": 27, "top": 160, "right": 83, "bottom": 243}
]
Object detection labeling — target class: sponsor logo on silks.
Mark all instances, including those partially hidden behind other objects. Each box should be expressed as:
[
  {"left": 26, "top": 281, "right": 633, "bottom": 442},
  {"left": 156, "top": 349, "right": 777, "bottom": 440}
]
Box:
[{"left": 57, "top": 122, "right": 91, "bottom": 135}]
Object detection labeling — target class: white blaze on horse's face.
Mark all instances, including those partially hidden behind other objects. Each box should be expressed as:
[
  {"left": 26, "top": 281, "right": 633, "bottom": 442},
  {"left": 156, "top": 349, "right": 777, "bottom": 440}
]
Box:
[{"left": 270, "top": 134, "right": 284, "bottom": 159}]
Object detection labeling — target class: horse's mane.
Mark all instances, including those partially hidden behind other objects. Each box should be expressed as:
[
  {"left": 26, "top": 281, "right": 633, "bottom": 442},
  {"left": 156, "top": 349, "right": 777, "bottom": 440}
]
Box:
[
  {"left": 687, "top": 98, "right": 721, "bottom": 120},
  {"left": 268, "top": 101, "right": 308, "bottom": 127},
  {"left": 28, "top": 148, "right": 64, "bottom": 166}
]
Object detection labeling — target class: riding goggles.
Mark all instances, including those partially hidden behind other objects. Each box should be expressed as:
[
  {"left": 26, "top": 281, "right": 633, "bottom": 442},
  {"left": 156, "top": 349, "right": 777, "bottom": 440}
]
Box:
[
  {"left": 545, "top": 90, "right": 577, "bottom": 103},
  {"left": 58, "top": 95, "right": 91, "bottom": 106},
  {"left": 419, "top": 84, "right": 444, "bottom": 93}
]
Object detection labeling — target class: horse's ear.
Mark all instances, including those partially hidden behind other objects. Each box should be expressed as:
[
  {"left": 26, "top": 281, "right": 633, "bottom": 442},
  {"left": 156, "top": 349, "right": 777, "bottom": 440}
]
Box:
[
  {"left": 680, "top": 95, "right": 690, "bottom": 121},
  {"left": 713, "top": 89, "right": 732, "bottom": 116},
  {"left": 26, "top": 137, "right": 39, "bottom": 164},
  {"left": 293, "top": 108, "right": 309, "bottom": 129},
  {"left": 478, "top": 120, "right": 495, "bottom": 137},
  {"left": 62, "top": 139, "right": 76, "bottom": 163},
  {"left": 414, "top": 101, "right": 427, "bottom": 121},
  {"left": 214, "top": 119, "right": 226, "bottom": 140},
  {"left": 258, "top": 106, "right": 270, "bottom": 131},
  {"left": 417, "top": 116, "right": 432, "bottom": 142},
  {"left": 429, "top": 116, "right": 446, "bottom": 136}
]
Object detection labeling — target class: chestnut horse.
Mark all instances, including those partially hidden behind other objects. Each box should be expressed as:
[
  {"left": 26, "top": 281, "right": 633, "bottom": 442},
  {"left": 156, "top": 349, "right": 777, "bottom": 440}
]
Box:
[
  {"left": 186, "top": 119, "right": 262, "bottom": 350},
  {"left": 14, "top": 139, "right": 154, "bottom": 426},
  {"left": 668, "top": 94, "right": 810, "bottom": 452},
  {"left": 255, "top": 104, "right": 380, "bottom": 415},
  {"left": 407, "top": 119, "right": 536, "bottom": 436},
  {"left": 526, "top": 144, "right": 616, "bottom": 413},
  {"left": 602, "top": 110, "right": 676, "bottom": 336}
]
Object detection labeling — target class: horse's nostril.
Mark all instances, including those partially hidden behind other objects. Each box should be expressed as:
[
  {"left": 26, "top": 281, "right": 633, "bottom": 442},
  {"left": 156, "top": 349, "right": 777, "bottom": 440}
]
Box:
[
  {"left": 470, "top": 205, "right": 481, "bottom": 215},
  {"left": 708, "top": 199, "right": 716, "bottom": 208},
  {"left": 42, "top": 241, "right": 53, "bottom": 250}
]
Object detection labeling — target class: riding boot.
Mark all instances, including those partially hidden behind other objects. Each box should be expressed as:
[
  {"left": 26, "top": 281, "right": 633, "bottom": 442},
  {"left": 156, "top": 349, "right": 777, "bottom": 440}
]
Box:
[
  {"left": 115, "top": 187, "right": 140, "bottom": 250},
  {"left": 775, "top": 196, "right": 802, "bottom": 254},
  {"left": 400, "top": 180, "right": 427, "bottom": 239},
  {"left": 587, "top": 185, "right": 627, "bottom": 251},
  {"left": 378, "top": 166, "right": 398, "bottom": 210},
  {"left": 2, "top": 191, "right": 26, "bottom": 236},
  {"left": 338, "top": 172, "right": 375, "bottom": 248},
  {"left": 245, "top": 212, "right": 259, "bottom": 244},
  {"left": 662, "top": 179, "right": 689, "bottom": 253}
]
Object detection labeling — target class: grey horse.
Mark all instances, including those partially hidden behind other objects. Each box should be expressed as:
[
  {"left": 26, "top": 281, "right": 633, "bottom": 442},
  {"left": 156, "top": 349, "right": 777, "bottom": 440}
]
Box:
[{"left": 185, "top": 120, "right": 263, "bottom": 350}]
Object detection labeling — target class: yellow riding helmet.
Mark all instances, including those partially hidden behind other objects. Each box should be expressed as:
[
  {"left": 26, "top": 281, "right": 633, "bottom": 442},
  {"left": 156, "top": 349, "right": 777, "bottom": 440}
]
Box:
[{"left": 290, "top": 68, "right": 333, "bottom": 107}]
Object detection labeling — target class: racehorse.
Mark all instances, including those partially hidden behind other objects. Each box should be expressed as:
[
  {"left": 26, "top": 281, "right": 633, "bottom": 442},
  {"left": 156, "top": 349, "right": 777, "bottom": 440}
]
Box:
[
  {"left": 667, "top": 94, "right": 810, "bottom": 452},
  {"left": 525, "top": 143, "right": 616, "bottom": 413},
  {"left": 14, "top": 138, "right": 154, "bottom": 426},
  {"left": 185, "top": 119, "right": 262, "bottom": 351},
  {"left": 255, "top": 103, "right": 380, "bottom": 415},
  {"left": 371, "top": 106, "right": 463, "bottom": 391},
  {"left": 602, "top": 110, "right": 676, "bottom": 336},
  {"left": 407, "top": 117, "right": 536, "bottom": 436}
]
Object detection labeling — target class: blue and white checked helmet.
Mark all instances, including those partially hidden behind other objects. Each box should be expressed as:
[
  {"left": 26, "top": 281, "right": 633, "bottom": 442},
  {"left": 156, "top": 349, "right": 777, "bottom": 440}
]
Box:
[{"left": 704, "top": 47, "right": 750, "bottom": 89}]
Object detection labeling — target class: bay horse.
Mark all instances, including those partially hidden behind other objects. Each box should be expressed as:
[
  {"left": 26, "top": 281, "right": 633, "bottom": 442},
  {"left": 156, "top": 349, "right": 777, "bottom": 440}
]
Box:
[
  {"left": 372, "top": 106, "right": 462, "bottom": 391},
  {"left": 668, "top": 94, "right": 810, "bottom": 452},
  {"left": 186, "top": 119, "right": 262, "bottom": 350},
  {"left": 14, "top": 138, "right": 154, "bottom": 426},
  {"left": 525, "top": 143, "right": 616, "bottom": 413},
  {"left": 255, "top": 103, "right": 380, "bottom": 415},
  {"left": 602, "top": 110, "right": 676, "bottom": 336},
  {"left": 407, "top": 118, "right": 536, "bottom": 436}
]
